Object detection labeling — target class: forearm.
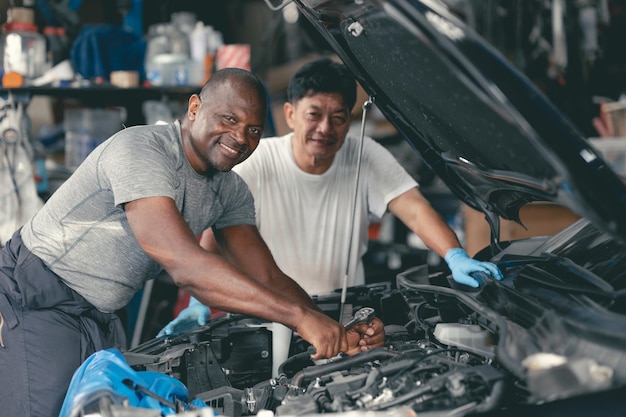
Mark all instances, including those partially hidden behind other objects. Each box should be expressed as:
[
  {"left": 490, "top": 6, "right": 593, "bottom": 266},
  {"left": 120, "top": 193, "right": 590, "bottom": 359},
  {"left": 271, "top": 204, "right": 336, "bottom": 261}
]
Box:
[
  {"left": 127, "top": 198, "right": 347, "bottom": 359},
  {"left": 210, "top": 225, "right": 319, "bottom": 310},
  {"left": 389, "top": 188, "right": 462, "bottom": 257},
  {"left": 387, "top": 190, "right": 502, "bottom": 287},
  {"left": 170, "top": 250, "right": 350, "bottom": 359},
  {"left": 171, "top": 250, "right": 309, "bottom": 329},
  {"left": 266, "top": 271, "right": 319, "bottom": 310},
  {"left": 413, "top": 210, "right": 462, "bottom": 257}
]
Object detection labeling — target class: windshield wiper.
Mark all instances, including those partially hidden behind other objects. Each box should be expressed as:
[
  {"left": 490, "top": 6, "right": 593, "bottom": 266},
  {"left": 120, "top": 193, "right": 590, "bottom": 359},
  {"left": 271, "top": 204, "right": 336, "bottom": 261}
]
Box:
[
  {"left": 517, "top": 265, "right": 623, "bottom": 299},
  {"left": 498, "top": 253, "right": 624, "bottom": 299}
]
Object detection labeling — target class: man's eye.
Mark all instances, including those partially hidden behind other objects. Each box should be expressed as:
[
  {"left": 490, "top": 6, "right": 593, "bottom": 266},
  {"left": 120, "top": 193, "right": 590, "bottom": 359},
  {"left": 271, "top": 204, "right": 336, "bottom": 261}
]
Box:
[
  {"left": 224, "top": 115, "right": 235, "bottom": 123},
  {"left": 333, "top": 116, "right": 347, "bottom": 125},
  {"left": 249, "top": 128, "right": 262, "bottom": 137}
]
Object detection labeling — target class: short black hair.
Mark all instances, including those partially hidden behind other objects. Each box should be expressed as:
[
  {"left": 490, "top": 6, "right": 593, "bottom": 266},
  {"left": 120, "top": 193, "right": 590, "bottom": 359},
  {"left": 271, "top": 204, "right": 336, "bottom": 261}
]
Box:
[
  {"left": 200, "top": 67, "right": 268, "bottom": 106},
  {"left": 287, "top": 58, "right": 356, "bottom": 110}
]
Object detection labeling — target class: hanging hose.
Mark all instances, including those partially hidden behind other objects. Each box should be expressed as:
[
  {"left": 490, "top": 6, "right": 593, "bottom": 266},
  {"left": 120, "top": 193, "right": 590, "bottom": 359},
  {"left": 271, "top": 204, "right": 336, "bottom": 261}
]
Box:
[{"left": 0, "top": 93, "right": 43, "bottom": 244}]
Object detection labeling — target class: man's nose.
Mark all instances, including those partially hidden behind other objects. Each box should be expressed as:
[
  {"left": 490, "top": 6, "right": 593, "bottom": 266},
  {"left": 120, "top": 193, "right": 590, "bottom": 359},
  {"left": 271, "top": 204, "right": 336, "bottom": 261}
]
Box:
[
  {"left": 317, "top": 116, "right": 334, "bottom": 134},
  {"left": 231, "top": 126, "right": 247, "bottom": 144}
]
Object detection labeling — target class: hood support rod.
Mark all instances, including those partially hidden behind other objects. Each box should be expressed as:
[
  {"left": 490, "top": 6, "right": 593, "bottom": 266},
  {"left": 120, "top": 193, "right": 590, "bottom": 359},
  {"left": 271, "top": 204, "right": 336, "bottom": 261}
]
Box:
[{"left": 340, "top": 96, "right": 375, "bottom": 323}]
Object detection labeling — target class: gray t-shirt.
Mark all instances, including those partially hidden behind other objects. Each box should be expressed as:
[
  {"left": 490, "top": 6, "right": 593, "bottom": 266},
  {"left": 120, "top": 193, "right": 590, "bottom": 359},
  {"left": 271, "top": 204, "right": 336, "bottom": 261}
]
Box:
[{"left": 21, "top": 121, "right": 255, "bottom": 312}]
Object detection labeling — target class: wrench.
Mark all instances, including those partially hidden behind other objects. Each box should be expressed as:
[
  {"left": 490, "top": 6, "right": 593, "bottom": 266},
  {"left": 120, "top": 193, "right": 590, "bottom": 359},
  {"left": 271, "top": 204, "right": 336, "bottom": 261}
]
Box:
[
  {"left": 343, "top": 306, "right": 376, "bottom": 331},
  {"left": 306, "top": 307, "right": 377, "bottom": 358}
]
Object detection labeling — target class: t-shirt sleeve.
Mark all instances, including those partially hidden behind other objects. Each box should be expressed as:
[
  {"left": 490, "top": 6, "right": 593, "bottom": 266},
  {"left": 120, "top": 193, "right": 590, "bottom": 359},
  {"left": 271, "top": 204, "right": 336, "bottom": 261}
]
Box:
[
  {"left": 212, "top": 173, "right": 257, "bottom": 229},
  {"left": 97, "top": 130, "right": 178, "bottom": 207},
  {"left": 363, "top": 137, "right": 419, "bottom": 218}
]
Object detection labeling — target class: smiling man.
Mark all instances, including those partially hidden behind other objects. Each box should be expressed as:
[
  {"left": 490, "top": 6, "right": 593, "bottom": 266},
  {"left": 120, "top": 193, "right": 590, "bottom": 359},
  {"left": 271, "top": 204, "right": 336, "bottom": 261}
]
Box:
[
  {"left": 226, "top": 58, "right": 502, "bottom": 295},
  {"left": 0, "top": 68, "right": 363, "bottom": 417},
  {"left": 162, "top": 58, "right": 502, "bottom": 343}
]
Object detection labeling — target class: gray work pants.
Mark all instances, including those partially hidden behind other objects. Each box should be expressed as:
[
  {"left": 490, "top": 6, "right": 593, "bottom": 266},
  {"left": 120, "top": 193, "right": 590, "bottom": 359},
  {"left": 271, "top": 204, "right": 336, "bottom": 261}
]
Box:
[{"left": 0, "top": 229, "right": 127, "bottom": 417}]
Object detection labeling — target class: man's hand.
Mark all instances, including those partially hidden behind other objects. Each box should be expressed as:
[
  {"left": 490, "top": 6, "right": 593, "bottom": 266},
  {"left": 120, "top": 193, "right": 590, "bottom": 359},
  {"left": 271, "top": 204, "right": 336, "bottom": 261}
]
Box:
[
  {"left": 295, "top": 309, "right": 348, "bottom": 360},
  {"left": 345, "top": 317, "right": 385, "bottom": 355},
  {"left": 445, "top": 248, "right": 503, "bottom": 288},
  {"left": 157, "top": 297, "right": 211, "bottom": 337}
]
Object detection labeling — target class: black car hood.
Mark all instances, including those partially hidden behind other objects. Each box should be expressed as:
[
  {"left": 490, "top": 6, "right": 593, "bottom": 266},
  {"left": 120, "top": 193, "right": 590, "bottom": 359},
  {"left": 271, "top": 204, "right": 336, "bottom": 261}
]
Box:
[{"left": 293, "top": 0, "right": 626, "bottom": 243}]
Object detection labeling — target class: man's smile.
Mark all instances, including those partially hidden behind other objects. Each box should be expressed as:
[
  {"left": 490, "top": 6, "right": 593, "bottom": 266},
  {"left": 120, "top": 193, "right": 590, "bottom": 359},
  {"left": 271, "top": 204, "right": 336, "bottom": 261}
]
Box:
[
  {"left": 308, "top": 137, "right": 337, "bottom": 147},
  {"left": 219, "top": 140, "right": 245, "bottom": 158}
]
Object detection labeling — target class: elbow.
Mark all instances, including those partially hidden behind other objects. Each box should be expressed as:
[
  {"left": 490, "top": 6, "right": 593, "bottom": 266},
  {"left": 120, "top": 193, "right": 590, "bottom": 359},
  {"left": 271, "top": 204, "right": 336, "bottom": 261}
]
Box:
[
  {"left": 161, "top": 258, "right": 199, "bottom": 288},
  {"left": 163, "top": 251, "right": 226, "bottom": 290},
  {"left": 165, "top": 267, "right": 191, "bottom": 288}
]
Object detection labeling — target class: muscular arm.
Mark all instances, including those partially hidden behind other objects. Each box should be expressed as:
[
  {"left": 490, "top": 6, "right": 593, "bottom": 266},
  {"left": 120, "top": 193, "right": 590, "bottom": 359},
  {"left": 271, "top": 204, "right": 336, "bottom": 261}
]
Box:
[
  {"left": 200, "top": 226, "right": 318, "bottom": 310},
  {"left": 125, "top": 196, "right": 347, "bottom": 359},
  {"left": 201, "top": 226, "right": 385, "bottom": 352},
  {"left": 388, "top": 187, "right": 462, "bottom": 257},
  {"left": 390, "top": 188, "right": 503, "bottom": 287}
]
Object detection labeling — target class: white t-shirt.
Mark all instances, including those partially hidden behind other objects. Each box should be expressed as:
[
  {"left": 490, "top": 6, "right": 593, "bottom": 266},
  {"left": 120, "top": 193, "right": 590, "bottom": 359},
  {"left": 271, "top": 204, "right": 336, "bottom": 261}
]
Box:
[{"left": 234, "top": 133, "right": 418, "bottom": 295}]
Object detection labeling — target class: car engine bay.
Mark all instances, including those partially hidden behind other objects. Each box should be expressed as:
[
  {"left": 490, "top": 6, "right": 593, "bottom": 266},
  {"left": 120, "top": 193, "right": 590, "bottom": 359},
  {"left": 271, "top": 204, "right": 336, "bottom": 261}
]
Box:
[{"left": 119, "top": 241, "right": 626, "bottom": 417}]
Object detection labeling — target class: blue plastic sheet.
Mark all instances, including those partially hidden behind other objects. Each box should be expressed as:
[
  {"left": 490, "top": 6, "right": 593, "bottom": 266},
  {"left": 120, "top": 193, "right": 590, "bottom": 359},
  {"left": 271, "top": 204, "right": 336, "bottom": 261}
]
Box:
[
  {"left": 70, "top": 24, "right": 146, "bottom": 80},
  {"left": 59, "top": 348, "right": 207, "bottom": 417}
]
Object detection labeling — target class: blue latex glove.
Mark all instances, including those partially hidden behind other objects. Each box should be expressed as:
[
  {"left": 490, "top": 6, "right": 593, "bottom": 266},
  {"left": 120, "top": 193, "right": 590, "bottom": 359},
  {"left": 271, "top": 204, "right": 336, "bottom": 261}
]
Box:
[
  {"left": 157, "top": 297, "right": 211, "bottom": 337},
  {"left": 444, "top": 248, "right": 503, "bottom": 288}
]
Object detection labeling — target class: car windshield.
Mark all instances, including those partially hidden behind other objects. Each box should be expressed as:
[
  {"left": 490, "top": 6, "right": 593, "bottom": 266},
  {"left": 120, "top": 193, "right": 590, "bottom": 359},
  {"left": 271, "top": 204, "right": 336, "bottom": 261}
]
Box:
[{"left": 527, "top": 218, "right": 626, "bottom": 294}]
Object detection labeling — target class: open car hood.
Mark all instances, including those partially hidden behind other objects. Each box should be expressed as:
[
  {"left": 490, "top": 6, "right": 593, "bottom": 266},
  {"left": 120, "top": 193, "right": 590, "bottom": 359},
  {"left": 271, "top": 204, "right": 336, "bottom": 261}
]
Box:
[{"left": 293, "top": 0, "right": 626, "bottom": 244}]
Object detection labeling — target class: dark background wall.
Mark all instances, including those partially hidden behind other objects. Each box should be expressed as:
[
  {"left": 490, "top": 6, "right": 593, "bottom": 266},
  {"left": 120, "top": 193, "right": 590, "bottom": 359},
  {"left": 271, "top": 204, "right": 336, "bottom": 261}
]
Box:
[{"left": 1, "top": 0, "right": 625, "bottom": 137}]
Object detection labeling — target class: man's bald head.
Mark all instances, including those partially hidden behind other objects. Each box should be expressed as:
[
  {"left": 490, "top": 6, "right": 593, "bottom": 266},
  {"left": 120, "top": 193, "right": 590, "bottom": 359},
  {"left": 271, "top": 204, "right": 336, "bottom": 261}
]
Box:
[{"left": 199, "top": 68, "right": 268, "bottom": 117}]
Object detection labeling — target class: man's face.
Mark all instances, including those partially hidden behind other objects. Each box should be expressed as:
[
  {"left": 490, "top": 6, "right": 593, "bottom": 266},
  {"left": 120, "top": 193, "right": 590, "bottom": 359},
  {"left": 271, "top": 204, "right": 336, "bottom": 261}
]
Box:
[
  {"left": 185, "top": 81, "right": 266, "bottom": 174},
  {"left": 285, "top": 92, "right": 352, "bottom": 166}
]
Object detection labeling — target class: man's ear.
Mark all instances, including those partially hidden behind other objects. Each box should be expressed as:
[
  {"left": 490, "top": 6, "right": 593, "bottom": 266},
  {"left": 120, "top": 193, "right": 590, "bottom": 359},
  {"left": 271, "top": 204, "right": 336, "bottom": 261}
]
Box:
[
  {"left": 283, "top": 102, "right": 295, "bottom": 129},
  {"left": 187, "top": 94, "right": 201, "bottom": 120}
]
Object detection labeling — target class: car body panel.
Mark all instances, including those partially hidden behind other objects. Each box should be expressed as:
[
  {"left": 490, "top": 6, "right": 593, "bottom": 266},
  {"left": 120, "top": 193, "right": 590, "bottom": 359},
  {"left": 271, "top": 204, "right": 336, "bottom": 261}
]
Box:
[{"left": 294, "top": 0, "right": 626, "bottom": 244}]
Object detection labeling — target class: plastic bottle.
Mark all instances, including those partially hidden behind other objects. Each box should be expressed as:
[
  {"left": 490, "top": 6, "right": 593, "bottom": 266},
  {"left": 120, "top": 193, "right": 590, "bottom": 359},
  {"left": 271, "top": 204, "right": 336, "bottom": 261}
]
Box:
[
  {"left": 203, "top": 28, "right": 223, "bottom": 83},
  {"left": 43, "top": 26, "right": 69, "bottom": 67},
  {"left": 187, "top": 21, "right": 208, "bottom": 86},
  {"left": 189, "top": 21, "right": 207, "bottom": 64},
  {"left": 0, "top": 22, "right": 46, "bottom": 82}
]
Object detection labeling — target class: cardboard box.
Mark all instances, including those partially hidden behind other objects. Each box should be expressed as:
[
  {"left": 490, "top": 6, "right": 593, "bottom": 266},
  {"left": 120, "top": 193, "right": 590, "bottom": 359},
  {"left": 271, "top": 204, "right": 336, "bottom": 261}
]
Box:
[
  {"left": 463, "top": 203, "right": 580, "bottom": 257},
  {"left": 603, "top": 101, "right": 626, "bottom": 137}
]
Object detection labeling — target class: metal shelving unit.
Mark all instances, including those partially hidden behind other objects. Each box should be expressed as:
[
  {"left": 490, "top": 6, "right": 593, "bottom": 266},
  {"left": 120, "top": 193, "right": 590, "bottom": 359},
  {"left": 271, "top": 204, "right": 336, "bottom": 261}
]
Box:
[{"left": 0, "top": 85, "right": 201, "bottom": 126}]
